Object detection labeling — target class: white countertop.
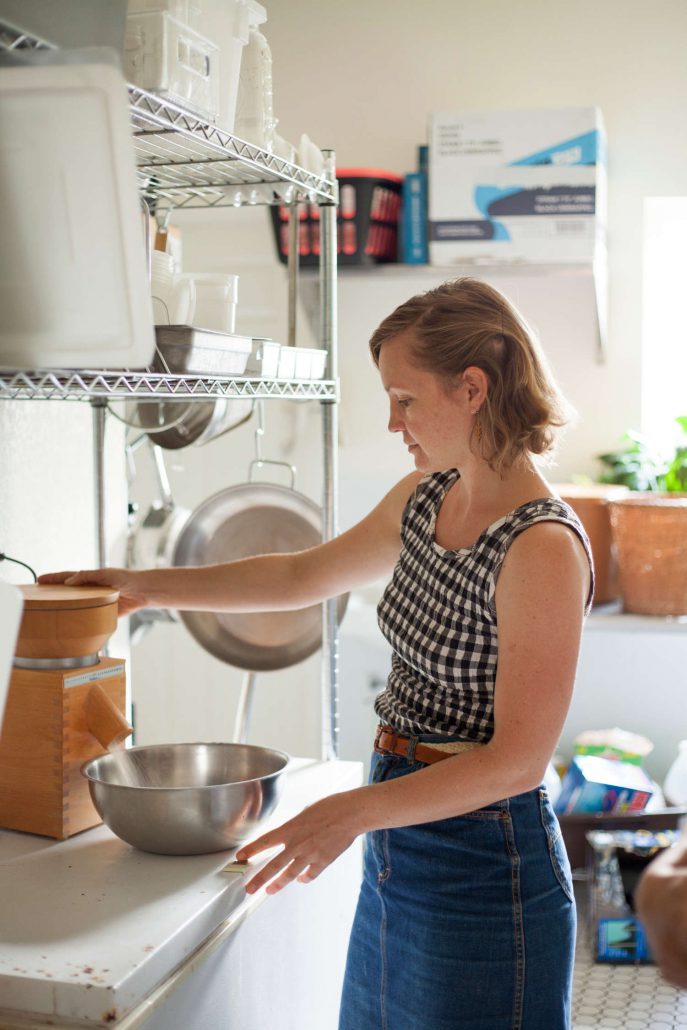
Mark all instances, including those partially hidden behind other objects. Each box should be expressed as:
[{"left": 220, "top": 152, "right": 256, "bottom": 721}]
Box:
[{"left": 0, "top": 757, "right": 363, "bottom": 1027}]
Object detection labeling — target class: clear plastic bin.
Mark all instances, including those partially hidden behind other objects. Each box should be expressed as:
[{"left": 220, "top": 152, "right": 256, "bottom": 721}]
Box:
[
  {"left": 191, "top": 0, "right": 266, "bottom": 133},
  {"left": 124, "top": 11, "right": 219, "bottom": 122}
]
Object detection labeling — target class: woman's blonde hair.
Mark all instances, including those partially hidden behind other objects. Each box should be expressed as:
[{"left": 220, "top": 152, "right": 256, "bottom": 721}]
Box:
[{"left": 369, "top": 277, "right": 569, "bottom": 473}]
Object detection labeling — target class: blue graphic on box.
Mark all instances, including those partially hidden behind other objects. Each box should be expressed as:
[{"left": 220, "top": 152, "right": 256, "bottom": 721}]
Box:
[
  {"left": 509, "top": 129, "right": 603, "bottom": 167},
  {"left": 555, "top": 755, "right": 654, "bottom": 815},
  {"left": 597, "top": 918, "right": 653, "bottom": 962},
  {"left": 482, "top": 185, "right": 596, "bottom": 217},
  {"left": 430, "top": 129, "right": 604, "bottom": 245}
]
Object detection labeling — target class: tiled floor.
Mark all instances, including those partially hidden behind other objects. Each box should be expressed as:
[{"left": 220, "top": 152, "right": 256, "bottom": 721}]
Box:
[{"left": 572, "top": 879, "right": 687, "bottom": 1029}]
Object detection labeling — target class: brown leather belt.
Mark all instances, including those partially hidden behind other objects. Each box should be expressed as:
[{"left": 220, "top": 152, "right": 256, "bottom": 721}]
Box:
[{"left": 374, "top": 724, "right": 483, "bottom": 765}]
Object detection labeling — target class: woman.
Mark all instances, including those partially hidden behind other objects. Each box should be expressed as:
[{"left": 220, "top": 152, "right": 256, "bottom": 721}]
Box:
[{"left": 41, "top": 278, "right": 593, "bottom": 1029}]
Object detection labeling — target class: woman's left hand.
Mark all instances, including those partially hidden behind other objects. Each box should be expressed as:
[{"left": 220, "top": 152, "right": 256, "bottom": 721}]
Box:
[{"left": 235, "top": 791, "right": 361, "bottom": 896}]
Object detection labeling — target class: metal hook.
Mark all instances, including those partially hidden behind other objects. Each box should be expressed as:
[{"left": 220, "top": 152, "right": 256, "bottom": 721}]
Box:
[
  {"left": 140, "top": 195, "right": 152, "bottom": 283},
  {"left": 254, "top": 399, "right": 265, "bottom": 463},
  {"left": 249, "top": 401, "right": 296, "bottom": 487}
]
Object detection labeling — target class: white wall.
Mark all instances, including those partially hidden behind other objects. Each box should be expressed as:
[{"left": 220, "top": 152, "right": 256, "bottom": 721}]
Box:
[{"left": 0, "top": 404, "right": 131, "bottom": 695}]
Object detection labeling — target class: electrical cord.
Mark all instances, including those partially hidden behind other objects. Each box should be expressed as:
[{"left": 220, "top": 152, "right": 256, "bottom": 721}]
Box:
[{"left": 0, "top": 553, "right": 37, "bottom": 583}]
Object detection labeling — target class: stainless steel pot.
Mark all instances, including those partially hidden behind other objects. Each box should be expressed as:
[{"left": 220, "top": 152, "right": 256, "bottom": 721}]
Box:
[
  {"left": 135, "top": 396, "right": 254, "bottom": 450},
  {"left": 172, "top": 478, "right": 347, "bottom": 671}
]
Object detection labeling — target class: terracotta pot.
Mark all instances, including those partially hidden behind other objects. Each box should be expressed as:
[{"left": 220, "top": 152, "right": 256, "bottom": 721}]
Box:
[
  {"left": 608, "top": 493, "right": 687, "bottom": 615},
  {"left": 555, "top": 484, "right": 629, "bottom": 605}
]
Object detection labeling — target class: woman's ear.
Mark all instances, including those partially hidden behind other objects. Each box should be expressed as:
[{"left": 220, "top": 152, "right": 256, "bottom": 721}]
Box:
[{"left": 462, "top": 366, "right": 489, "bottom": 409}]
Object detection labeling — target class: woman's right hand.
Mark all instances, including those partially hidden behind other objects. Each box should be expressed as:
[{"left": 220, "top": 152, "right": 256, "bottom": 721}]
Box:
[{"left": 37, "top": 568, "right": 148, "bottom": 617}]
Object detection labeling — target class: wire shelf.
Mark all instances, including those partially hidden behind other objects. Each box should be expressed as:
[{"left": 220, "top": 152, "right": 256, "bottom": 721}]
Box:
[
  {"left": 0, "top": 369, "right": 338, "bottom": 403},
  {"left": 131, "top": 89, "right": 337, "bottom": 208},
  {"left": 0, "top": 24, "right": 51, "bottom": 50},
  {"left": 0, "top": 22, "right": 337, "bottom": 206}
]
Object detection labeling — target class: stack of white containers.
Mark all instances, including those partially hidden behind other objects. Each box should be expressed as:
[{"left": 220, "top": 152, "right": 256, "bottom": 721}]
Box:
[
  {"left": 124, "top": 0, "right": 267, "bottom": 132},
  {"left": 124, "top": 0, "right": 328, "bottom": 383}
]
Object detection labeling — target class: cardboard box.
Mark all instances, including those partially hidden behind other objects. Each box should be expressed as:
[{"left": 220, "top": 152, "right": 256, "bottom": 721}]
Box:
[
  {"left": 555, "top": 755, "right": 654, "bottom": 815},
  {"left": 401, "top": 172, "right": 429, "bottom": 264},
  {"left": 429, "top": 107, "right": 606, "bottom": 264}
]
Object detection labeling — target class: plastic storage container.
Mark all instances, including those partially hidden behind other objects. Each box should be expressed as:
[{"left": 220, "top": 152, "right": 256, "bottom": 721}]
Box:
[
  {"left": 124, "top": 11, "right": 219, "bottom": 122},
  {"left": 192, "top": 0, "right": 266, "bottom": 133},
  {"left": 179, "top": 273, "right": 238, "bottom": 333},
  {"left": 0, "top": 61, "right": 155, "bottom": 370},
  {"left": 151, "top": 251, "right": 196, "bottom": 325},
  {"left": 276, "top": 347, "right": 297, "bottom": 379},
  {"left": 270, "top": 169, "right": 403, "bottom": 267},
  {"left": 245, "top": 339, "right": 281, "bottom": 378},
  {"left": 294, "top": 348, "right": 327, "bottom": 379},
  {"left": 234, "top": 27, "right": 274, "bottom": 147}
]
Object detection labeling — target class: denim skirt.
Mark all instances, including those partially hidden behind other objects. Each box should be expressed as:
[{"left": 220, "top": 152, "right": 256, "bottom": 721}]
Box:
[{"left": 339, "top": 745, "right": 576, "bottom": 1030}]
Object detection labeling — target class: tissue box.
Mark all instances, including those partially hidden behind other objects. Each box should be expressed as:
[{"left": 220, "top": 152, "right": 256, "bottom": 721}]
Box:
[
  {"left": 429, "top": 106, "right": 606, "bottom": 265},
  {"left": 586, "top": 828, "right": 679, "bottom": 963},
  {"left": 555, "top": 755, "right": 654, "bottom": 815}
]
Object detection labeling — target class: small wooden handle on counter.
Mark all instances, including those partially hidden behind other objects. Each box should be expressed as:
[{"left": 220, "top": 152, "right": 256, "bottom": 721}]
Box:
[{"left": 85, "top": 683, "right": 133, "bottom": 750}]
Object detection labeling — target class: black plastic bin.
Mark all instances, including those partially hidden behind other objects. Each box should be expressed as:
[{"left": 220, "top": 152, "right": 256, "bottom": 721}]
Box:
[{"left": 270, "top": 168, "right": 403, "bottom": 267}]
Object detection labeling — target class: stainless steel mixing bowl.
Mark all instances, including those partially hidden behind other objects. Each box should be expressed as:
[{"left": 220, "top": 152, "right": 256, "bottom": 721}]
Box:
[{"left": 82, "top": 742, "right": 289, "bottom": 855}]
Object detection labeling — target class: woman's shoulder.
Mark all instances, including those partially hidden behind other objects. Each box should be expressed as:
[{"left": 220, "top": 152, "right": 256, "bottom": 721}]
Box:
[
  {"left": 512, "top": 495, "right": 579, "bottom": 522},
  {"left": 493, "top": 497, "right": 595, "bottom": 610}
]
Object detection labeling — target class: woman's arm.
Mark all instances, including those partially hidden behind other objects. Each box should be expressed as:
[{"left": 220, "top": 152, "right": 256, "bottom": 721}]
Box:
[
  {"left": 236, "top": 521, "right": 590, "bottom": 893},
  {"left": 38, "top": 472, "right": 423, "bottom": 617}
]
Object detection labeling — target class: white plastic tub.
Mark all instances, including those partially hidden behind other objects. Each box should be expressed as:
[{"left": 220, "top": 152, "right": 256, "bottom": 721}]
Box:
[
  {"left": 124, "top": 11, "right": 219, "bottom": 122},
  {"left": 192, "top": 0, "right": 266, "bottom": 133},
  {"left": 277, "top": 347, "right": 297, "bottom": 380},
  {"left": 245, "top": 339, "right": 281, "bottom": 378},
  {"left": 295, "top": 348, "right": 328, "bottom": 379},
  {"left": 0, "top": 61, "right": 155, "bottom": 370},
  {"left": 179, "top": 273, "right": 238, "bottom": 333}
]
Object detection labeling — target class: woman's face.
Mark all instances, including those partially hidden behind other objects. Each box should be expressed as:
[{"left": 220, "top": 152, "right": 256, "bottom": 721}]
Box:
[{"left": 378, "top": 330, "right": 474, "bottom": 472}]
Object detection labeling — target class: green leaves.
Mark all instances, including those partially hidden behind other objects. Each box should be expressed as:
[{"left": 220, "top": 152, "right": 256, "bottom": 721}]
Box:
[
  {"left": 598, "top": 419, "right": 687, "bottom": 492},
  {"left": 665, "top": 443, "right": 687, "bottom": 492}
]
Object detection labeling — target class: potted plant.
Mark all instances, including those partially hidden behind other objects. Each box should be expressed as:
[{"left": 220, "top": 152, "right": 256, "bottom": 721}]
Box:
[
  {"left": 597, "top": 417, "right": 687, "bottom": 616},
  {"left": 598, "top": 417, "right": 687, "bottom": 492}
]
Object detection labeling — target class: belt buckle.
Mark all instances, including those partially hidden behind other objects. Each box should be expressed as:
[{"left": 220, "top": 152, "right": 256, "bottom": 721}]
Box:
[{"left": 375, "top": 724, "right": 398, "bottom": 756}]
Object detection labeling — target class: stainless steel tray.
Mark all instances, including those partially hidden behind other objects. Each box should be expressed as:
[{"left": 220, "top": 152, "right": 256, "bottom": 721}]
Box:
[{"left": 154, "top": 326, "right": 252, "bottom": 375}]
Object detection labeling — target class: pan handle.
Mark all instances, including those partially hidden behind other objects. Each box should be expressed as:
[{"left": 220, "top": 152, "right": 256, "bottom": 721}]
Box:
[
  {"left": 151, "top": 443, "right": 176, "bottom": 510},
  {"left": 248, "top": 458, "right": 296, "bottom": 490}
]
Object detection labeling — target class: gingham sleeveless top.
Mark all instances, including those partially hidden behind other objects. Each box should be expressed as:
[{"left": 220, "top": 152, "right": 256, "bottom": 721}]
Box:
[{"left": 374, "top": 470, "right": 594, "bottom": 739}]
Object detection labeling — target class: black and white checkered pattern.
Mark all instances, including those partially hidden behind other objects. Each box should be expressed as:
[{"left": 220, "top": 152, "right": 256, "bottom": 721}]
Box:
[{"left": 374, "top": 470, "right": 594, "bottom": 738}]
